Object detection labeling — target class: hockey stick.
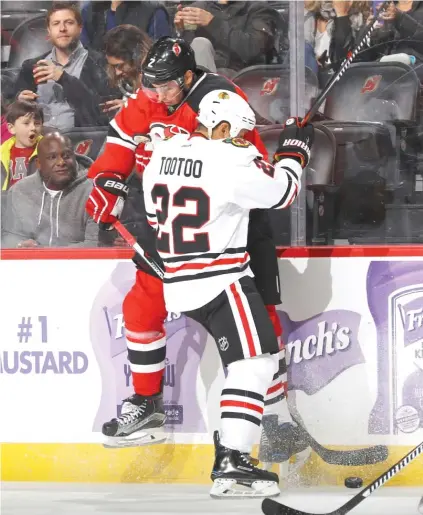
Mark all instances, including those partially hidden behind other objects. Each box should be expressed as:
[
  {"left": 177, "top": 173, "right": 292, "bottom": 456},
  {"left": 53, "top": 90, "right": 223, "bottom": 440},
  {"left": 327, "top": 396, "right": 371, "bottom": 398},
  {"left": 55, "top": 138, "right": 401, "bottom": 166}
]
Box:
[
  {"left": 302, "top": 0, "right": 390, "bottom": 126},
  {"left": 291, "top": 412, "right": 388, "bottom": 466},
  {"left": 262, "top": 441, "right": 423, "bottom": 515},
  {"left": 113, "top": 220, "right": 165, "bottom": 280}
]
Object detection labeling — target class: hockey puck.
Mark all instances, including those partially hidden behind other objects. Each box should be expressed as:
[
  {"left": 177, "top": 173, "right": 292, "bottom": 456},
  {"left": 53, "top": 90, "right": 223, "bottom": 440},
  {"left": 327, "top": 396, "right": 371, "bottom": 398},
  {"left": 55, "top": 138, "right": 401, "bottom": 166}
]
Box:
[{"left": 344, "top": 477, "right": 363, "bottom": 489}]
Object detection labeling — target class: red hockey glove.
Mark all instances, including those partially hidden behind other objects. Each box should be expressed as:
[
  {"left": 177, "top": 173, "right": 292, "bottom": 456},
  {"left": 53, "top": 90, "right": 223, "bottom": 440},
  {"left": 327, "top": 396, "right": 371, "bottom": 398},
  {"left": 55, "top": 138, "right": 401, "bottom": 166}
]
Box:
[
  {"left": 86, "top": 172, "right": 129, "bottom": 230},
  {"left": 274, "top": 117, "right": 314, "bottom": 168}
]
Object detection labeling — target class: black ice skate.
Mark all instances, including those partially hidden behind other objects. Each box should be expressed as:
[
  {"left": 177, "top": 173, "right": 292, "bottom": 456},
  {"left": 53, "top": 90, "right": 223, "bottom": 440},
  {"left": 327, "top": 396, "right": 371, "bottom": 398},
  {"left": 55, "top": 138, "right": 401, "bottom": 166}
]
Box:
[
  {"left": 102, "top": 393, "right": 167, "bottom": 448},
  {"left": 210, "top": 431, "right": 280, "bottom": 498},
  {"left": 258, "top": 415, "right": 311, "bottom": 474}
]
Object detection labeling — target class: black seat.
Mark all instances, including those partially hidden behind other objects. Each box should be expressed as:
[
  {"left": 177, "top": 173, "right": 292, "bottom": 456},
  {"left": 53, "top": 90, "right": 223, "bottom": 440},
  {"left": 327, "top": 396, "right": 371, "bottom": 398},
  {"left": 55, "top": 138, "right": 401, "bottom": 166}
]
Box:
[
  {"left": 1, "top": 67, "right": 20, "bottom": 102},
  {"left": 258, "top": 123, "right": 336, "bottom": 245},
  {"left": 232, "top": 65, "right": 319, "bottom": 125},
  {"left": 320, "top": 61, "right": 421, "bottom": 243},
  {"left": 8, "top": 13, "right": 52, "bottom": 68},
  {"left": 61, "top": 126, "right": 109, "bottom": 162}
]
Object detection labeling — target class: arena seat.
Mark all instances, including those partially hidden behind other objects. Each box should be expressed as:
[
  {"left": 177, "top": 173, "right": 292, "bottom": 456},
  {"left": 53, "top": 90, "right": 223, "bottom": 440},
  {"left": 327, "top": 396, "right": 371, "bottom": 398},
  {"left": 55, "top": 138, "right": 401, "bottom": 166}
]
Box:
[
  {"left": 320, "top": 61, "right": 422, "bottom": 243},
  {"left": 1, "top": 67, "right": 20, "bottom": 102},
  {"left": 232, "top": 65, "right": 319, "bottom": 125},
  {"left": 258, "top": 123, "right": 337, "bottom": 245},
  {"left": 7, "top": 13, "right": 52, "bottom": 69},
  {"left": 60, "top": 127, "right": 109, "bottom": 162}
]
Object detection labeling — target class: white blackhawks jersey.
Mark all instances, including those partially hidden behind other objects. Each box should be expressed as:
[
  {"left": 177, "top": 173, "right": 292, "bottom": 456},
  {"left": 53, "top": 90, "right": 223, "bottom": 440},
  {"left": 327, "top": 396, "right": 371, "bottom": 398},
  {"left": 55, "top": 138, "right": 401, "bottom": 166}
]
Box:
[{"left": 143, "top": 134, "right": 302, "bottom": 312}]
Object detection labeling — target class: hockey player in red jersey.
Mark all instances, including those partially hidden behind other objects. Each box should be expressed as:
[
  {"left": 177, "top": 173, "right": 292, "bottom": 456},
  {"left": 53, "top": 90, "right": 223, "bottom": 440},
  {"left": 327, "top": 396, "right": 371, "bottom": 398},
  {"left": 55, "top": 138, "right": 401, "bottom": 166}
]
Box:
[
  {"left": 142, "top": 89, "right": 314, "bottom": 497},
  {"left": 86, "top": 37, "right": 307, "bottom": 461}
]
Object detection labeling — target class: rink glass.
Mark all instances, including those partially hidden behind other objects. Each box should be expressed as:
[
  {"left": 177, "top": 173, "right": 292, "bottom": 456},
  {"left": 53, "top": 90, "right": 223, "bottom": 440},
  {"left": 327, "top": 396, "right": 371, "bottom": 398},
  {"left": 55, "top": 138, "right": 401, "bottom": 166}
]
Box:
[{"left": 1, "top": 1, "right": 422, "bottom": 249}]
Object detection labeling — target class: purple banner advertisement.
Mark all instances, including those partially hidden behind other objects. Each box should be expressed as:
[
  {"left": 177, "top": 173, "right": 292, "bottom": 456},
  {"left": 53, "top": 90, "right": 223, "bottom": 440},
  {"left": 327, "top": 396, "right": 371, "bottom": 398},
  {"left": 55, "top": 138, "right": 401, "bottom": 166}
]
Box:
[{"left": 90, "top": 260, "right": 423, "bottom": 437}]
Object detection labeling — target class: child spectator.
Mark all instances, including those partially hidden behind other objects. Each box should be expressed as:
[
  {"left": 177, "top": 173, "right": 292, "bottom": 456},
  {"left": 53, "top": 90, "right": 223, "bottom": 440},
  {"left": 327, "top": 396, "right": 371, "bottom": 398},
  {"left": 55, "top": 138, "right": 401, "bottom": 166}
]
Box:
[
  {"left": 2, "top": 132, "right": 99, "bottom": 248},
  {"left": 1, "top": 100, "right": 43, "bottom": 191}
]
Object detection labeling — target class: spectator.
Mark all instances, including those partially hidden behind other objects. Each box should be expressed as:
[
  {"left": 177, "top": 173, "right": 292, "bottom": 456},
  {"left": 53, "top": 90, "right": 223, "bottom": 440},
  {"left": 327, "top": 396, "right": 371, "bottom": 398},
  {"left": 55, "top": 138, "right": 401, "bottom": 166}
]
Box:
[
  {"left": 81, "top": 1, "right": 171, "bottom": 51},
  {"left": 1, "top": 96, "right": 12, "bottom": 144},
  {"left": 174, "top": 1, "right": 282, "bottom": 73},
  {"left": 1, "top": 100, "right": 43, "bottom": 191},
  {"left": 2, "top": 132, "right": 99, "bottom": 248},
  {"left": 103, "top": 25, "right": 152, "bottom": 103},
  {"left": 362, "top": 1, "right": 423, "bottom": 79},
  {"left": 14, "top": 2, "right": 118, "bottom": 130},
  {"left": 305, "top": 1, "right": 370, "bottom": 72}
]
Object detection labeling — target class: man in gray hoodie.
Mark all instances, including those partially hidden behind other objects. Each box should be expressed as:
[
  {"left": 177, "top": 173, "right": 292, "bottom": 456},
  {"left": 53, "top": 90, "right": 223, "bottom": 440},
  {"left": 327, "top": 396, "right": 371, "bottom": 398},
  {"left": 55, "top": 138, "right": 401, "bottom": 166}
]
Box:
[{"left": 2, "top": 132, "right": 99, "bottom": 248}]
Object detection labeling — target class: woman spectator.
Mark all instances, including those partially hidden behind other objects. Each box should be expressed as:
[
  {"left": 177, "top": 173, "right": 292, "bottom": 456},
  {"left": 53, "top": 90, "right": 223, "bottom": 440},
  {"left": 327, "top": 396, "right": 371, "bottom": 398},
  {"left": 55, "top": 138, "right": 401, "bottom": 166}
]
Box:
[
  {"left": 362, "top": 1, "right": 423, "bottom": 79},
  {"left": 81, "top": 1, "right": 171, "bottom": 51},
  {"left": 305, "top": 1, "right": 371, "bottom": 76}
]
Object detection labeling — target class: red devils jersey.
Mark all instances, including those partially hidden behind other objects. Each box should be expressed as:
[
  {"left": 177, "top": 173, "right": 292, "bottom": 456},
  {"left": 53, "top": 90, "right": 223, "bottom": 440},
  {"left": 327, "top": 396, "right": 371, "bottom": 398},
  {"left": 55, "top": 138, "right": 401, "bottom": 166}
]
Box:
[{"left": 88, "top": 70, "right": 268, "bottom": 181}]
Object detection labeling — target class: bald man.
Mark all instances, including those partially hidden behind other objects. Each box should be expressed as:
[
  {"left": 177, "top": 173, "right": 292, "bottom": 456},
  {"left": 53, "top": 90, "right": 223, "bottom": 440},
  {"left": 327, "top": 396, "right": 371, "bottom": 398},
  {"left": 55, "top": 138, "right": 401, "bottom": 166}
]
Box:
[{"left": 2, "top": 132, "right": 99, "bottom": 248}]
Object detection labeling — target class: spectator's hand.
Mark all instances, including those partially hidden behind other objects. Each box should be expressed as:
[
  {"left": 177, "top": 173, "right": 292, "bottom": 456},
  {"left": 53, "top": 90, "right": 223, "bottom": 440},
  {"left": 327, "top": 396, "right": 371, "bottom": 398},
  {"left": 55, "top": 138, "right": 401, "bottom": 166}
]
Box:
[
  {"left": 379, "top": 2, "right": 397, "bottom": 21},
  {"left": 17, "top": 239, "right": 39, "bottom": 248},
  {"left": 113, "top": 236, "right": 130, "bottom": 248},
  {"left": 33, "top": 60, "right": 64, "bottom": 83},
  {"left": 175, "top": 5, "right": 185, "bottom": 31},
  {"left": 100, "top": 99, "right": 125, "bottom": 113},
  {"left": 180, "top": 7, "right": 214, "bottom": 27},
  {"left": 333, "top": 0, "right": 353, "bottom": 16},
  {"left": 18, "top": 90, "right": 39, "bottom": 101}
]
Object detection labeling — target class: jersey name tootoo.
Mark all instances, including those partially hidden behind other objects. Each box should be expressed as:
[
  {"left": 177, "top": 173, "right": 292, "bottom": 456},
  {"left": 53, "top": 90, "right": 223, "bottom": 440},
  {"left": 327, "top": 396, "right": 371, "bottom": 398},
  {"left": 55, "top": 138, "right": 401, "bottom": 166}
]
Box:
[{"left": 159, "top": 156, "right": 203, "bottom": 179}]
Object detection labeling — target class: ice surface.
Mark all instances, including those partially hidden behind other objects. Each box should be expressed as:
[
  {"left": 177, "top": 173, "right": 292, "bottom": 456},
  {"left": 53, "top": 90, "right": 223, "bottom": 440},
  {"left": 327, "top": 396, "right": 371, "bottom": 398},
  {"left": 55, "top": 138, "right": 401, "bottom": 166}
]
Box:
[{"left": 1, "top": 483, "right": 422, "bottom": 515}]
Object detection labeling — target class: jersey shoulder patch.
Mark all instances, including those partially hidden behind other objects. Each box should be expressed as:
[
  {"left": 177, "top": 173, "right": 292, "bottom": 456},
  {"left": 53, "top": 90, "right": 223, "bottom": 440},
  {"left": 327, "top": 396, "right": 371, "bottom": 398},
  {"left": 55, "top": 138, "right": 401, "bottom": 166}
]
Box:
[{"left": 223, "top": 137, "right": 252, "bottom": 148}]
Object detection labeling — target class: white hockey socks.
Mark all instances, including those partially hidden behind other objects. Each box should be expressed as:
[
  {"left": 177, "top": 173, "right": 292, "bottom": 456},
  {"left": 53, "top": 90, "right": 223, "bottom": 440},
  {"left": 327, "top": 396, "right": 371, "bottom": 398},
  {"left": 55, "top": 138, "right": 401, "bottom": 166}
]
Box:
[{"left": 220, "top": 353, "right": 278, "bottom": 454}]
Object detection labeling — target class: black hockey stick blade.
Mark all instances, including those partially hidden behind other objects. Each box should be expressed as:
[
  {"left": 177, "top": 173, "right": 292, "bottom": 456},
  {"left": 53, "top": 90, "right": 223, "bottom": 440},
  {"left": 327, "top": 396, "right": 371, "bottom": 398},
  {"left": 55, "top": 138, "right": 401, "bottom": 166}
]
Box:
[
  {"left": 302, "top": 0, "right": 390, "bottom": 125},
  {"left": 310, "top": 439, "right": 388, "bottom": 466},
  {"left": 262, "top": 441, "right": 423, "bottom": 515},
  {"left": 291, "top": 413, "right": 388, "bottom": 466}
]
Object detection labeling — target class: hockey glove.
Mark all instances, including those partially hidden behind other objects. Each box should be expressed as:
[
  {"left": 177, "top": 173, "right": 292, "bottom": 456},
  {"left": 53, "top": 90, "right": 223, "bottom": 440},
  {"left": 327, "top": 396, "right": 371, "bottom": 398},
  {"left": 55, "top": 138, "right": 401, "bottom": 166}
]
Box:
[
  {"left": 274, "top": 117, "right": 314, "bottom": 168},
  {"left": 86, "top": 172, "right": 129, "bottom": 230}
]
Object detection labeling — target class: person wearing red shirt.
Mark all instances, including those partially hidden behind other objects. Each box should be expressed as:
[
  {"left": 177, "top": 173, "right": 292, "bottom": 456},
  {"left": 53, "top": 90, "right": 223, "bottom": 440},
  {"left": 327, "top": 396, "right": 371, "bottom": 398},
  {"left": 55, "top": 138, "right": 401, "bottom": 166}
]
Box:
[
  {"left": 1, "top": 100, "right": 43, "bottom": 191},
  {"left": 86, "top": 37, "right": 306, "bottom": 463}
]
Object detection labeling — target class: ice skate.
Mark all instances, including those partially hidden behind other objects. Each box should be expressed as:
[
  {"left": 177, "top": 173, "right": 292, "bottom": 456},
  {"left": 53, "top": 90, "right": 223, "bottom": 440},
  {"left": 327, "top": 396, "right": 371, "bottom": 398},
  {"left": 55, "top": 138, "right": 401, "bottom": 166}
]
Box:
[
  {"left": 102, "top": 393, "right": 167, "bottom": 448},
  {"left": 210, "top": 431, "right": 280, "bottom": 499},
  {"left": 258, "top": 415, "right": 311, "bottom": 474}
]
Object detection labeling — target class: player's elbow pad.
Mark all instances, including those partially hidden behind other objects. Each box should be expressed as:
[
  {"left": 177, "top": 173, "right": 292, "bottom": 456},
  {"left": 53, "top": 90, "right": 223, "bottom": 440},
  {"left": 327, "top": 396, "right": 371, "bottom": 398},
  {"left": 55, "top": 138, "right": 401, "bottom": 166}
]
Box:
[{"left": 271, "top": 158, "right": 303, "bottom": 210}]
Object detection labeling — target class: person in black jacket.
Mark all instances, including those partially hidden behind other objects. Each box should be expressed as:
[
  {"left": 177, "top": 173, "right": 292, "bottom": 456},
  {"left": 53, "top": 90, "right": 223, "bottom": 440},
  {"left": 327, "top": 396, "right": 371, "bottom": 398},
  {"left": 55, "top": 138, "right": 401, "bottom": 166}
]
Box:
[
  {"left": 174, "top": 1, "right": 282, "bottom": 72},
  {"left": 14, "top": 2, "right": 119, "bottom": 130},
  {"left": 360, "top": 1, "right": 423, "bottom": 78},
  {"left": 81, "top": 1, "right": 171, "bottom": 51}
]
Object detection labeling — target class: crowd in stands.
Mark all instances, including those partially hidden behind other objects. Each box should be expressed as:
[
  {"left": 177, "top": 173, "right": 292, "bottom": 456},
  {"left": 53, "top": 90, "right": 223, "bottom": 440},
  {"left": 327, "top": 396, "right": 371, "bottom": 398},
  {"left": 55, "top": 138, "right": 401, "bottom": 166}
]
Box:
[{"left": 1, "top": 0, "right": 422, "bottom": 248}]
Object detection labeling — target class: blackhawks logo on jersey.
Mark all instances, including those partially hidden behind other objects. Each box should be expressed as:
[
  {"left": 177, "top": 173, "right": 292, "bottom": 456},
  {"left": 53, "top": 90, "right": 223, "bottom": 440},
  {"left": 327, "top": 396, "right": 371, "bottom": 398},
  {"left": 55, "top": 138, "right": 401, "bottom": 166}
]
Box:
[{"left": 223, "top": 137, "right": 251, "bottom": 148}]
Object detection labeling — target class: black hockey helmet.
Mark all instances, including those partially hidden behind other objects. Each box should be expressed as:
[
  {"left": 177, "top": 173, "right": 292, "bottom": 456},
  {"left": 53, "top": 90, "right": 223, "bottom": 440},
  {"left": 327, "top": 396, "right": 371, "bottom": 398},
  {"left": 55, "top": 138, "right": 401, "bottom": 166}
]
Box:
[{"left": 141, "top": 37, "right": 196, "bottom": 86}]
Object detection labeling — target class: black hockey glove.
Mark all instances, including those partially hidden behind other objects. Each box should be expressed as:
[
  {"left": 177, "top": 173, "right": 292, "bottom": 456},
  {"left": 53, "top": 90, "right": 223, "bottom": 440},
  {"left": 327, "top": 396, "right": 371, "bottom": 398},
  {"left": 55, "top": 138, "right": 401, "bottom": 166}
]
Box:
[{"left": 274, "top": 117, "right": 314, "bottom": 168}]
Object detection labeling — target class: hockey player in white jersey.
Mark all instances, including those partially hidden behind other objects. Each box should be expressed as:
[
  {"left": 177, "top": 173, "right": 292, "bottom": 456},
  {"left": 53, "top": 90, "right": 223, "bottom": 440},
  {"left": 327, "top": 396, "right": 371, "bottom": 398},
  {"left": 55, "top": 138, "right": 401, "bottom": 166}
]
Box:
[{"left": 143, "top": 89, "right": 314, "bottom": 498}]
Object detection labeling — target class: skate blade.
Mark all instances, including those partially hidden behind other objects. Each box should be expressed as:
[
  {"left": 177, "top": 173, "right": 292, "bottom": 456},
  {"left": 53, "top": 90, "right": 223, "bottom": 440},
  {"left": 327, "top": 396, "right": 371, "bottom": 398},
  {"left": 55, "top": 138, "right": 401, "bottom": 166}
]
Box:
[
  {"left": 210, "top": 478, "right": 280, "bottom": 499},
  {"left": 103, "top": 428, "right": 167, "bottom": 448}
]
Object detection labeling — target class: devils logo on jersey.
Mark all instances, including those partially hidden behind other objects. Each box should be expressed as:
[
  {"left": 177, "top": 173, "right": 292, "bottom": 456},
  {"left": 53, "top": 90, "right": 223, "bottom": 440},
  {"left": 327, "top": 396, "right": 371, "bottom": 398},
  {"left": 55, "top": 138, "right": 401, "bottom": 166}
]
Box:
[{"left": 150, "top": 122, "right": 190, "bottom": 141}]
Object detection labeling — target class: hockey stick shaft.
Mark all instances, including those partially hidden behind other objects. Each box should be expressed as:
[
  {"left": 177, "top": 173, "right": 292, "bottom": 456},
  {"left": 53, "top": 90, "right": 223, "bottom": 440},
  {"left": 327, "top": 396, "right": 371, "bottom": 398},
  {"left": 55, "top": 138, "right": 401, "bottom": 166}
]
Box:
[
  {"left": 113, "top": 220, "right": 165, "bottom": 280},
  {"left": 262, "top": 440, "right": 423, "bottom": 515},
  {"left": 302, "top": 0, "right": 390, "bottom": 126}
]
